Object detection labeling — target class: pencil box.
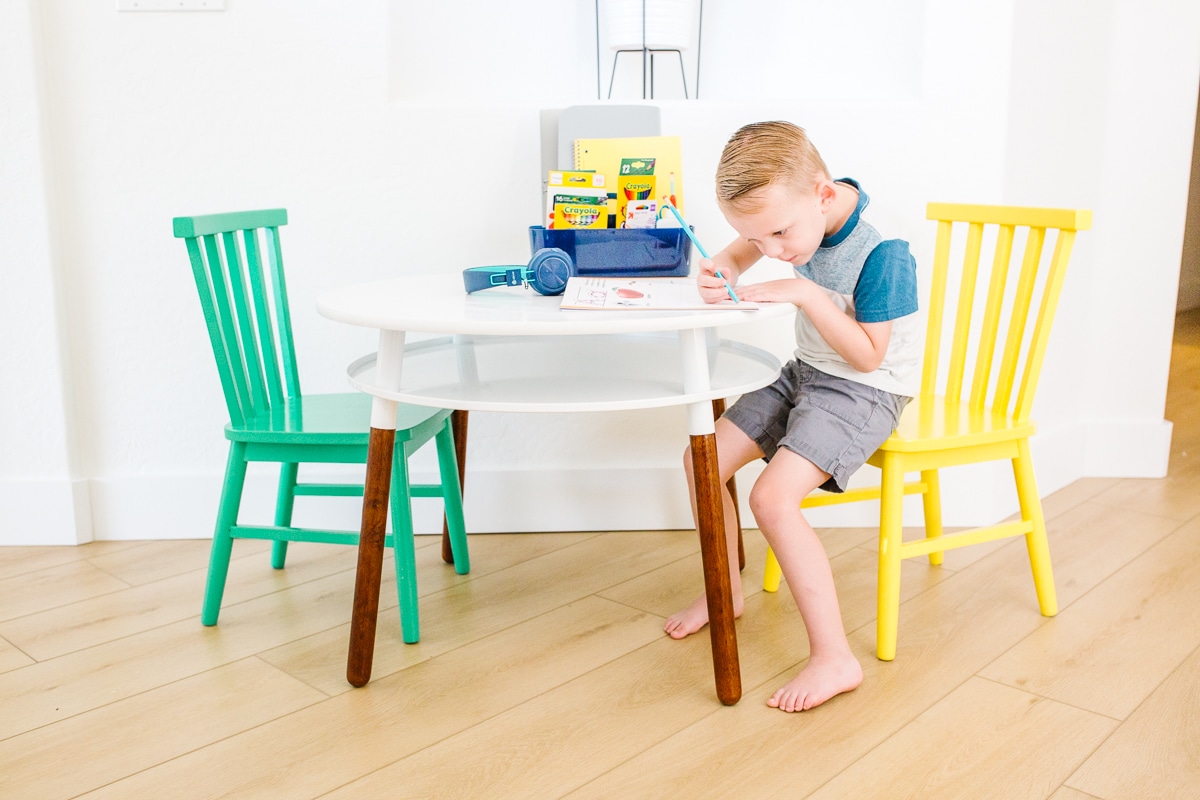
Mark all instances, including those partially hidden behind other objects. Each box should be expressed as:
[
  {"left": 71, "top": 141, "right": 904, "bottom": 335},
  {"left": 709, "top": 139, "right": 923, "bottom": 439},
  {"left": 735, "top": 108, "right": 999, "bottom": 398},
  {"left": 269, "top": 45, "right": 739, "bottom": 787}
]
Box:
[{"left": 528, "top": 226, "right": 692, "bottom": 278}]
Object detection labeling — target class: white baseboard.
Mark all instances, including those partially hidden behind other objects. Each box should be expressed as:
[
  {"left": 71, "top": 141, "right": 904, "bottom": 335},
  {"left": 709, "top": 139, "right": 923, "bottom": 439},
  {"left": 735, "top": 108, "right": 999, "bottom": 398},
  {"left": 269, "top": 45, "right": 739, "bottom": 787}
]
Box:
[
  {"left": 84, "top": 465, "right": 699, "bottom": 541},
  {"left": 0, "top": 478, "right": 93, "bottom": 545},
  {"left": 2, "top": 417, "right": 1174, "bottom": 543},
  {"left": 70, "top": 459, "right": 1071, "bottom": 541},
  {"left": 1083, "top": 418, "right": 1173, "bottom": 478}
]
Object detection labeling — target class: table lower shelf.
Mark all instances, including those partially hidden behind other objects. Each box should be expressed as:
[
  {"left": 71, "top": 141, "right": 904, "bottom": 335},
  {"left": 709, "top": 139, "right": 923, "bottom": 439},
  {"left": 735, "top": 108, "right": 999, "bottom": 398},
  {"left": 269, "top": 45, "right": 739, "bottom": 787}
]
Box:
[{"left": 348, "top": 332, "right": 782, "bottom": 412}]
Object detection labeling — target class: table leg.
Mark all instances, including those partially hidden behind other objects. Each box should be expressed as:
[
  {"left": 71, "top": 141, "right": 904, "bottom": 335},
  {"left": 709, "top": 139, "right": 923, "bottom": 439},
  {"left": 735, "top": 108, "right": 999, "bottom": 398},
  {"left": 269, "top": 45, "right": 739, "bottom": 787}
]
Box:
[
  {"left": 347, "top": 331, "right": 406, "bottom": 688},
  {"left": 680, "top": 329, "right": 741, "bottom": 705},
  {"left": 347, "top": 423, "right": 395, "bottom": 687},
  {"left": 691, "top": 431, "right": 742, "bottom": 705},
  {"left": 441, "top": 409, "right": 469, "bottom": 564}
]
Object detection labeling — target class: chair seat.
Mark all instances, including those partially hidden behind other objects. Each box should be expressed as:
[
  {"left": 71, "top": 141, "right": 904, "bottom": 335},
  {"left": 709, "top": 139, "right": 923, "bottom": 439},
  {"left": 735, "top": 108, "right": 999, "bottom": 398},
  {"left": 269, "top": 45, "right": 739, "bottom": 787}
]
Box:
[
  {"left": 225, "top": 392, "right": 449, "bottom": 446},
  {"left": 875, "top": 396, "right": 1037, "bottom": 455}
]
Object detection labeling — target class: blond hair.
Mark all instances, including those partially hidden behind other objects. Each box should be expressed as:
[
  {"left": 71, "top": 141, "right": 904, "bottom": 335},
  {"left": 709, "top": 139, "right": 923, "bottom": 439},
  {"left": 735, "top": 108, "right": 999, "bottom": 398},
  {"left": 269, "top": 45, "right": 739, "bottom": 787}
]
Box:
[{"left": 715, "top": 121, "right": 830, "bottom": 212}]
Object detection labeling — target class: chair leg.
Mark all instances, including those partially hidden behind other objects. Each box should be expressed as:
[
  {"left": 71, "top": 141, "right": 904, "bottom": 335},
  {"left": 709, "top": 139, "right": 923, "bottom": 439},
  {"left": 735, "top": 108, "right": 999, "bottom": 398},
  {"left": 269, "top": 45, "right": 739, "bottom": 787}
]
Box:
[
  {"left": 435, "top": 418, "right": 470, "bottom": 576},
  {"left": 1013, "top": 438, "right": 1058, "bottom": 617},
  {"left": 389, "top": 446, "right": 421, "bottom": 644},
  {"left": 763, "top": 547, "right": 782, "bottom": 593},
  {"left": 202, "top": 442, "right": 248, "bottom": 626},
  {"left": 271, "top": 462, "right": 299, "bottom": 569},
  {"left": 674, "top": 49, "right": 688, "bottom": 98},
  {"left": 876, "top": 453, "right": 905, "bottom": 661},
  {"left": 921, "top": 468, "right": 944, "bottom": 567}
]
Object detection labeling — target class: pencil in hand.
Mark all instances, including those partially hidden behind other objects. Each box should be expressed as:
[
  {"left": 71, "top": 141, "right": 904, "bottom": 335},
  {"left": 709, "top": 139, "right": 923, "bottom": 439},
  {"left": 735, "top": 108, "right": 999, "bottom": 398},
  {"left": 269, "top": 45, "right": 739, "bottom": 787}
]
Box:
[{"left": 658, "top": 203, "right": 740, "bottom": 303}]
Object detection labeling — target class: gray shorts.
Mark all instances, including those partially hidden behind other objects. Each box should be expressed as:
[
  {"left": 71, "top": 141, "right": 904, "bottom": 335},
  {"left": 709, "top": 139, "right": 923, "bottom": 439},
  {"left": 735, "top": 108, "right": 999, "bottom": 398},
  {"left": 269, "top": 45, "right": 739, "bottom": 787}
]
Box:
[{"left": 723, "top": 359, "right": 909, "bottom": 493}]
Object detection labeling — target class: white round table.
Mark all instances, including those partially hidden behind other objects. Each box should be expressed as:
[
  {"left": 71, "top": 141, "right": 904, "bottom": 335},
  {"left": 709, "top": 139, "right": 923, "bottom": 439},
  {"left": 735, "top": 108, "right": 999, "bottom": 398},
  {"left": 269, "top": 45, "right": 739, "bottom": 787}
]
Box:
[{"left": 318, "top": 273, "right": 794, "bottom": 704}]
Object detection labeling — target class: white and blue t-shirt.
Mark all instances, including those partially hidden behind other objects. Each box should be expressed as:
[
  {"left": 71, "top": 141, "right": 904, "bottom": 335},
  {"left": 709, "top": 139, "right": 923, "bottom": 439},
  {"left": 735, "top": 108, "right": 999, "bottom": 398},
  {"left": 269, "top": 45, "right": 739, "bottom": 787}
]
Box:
[{"left": 792, "top": 179, "right": 920, "bottom": 397}]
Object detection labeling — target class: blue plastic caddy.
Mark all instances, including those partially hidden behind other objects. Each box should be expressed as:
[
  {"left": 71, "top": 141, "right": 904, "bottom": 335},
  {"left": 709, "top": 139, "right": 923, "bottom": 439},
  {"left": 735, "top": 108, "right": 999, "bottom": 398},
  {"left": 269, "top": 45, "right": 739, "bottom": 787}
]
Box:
[{"left": 529, "top": 226, "right": 693, "bottom": 278}]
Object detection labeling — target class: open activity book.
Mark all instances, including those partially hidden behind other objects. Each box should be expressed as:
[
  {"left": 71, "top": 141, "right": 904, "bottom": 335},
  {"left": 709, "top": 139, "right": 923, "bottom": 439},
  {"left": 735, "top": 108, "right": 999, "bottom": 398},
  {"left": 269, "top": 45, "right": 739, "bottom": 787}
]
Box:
[{"left": 559, "top": 277, "right": 760, "bottom": 311}]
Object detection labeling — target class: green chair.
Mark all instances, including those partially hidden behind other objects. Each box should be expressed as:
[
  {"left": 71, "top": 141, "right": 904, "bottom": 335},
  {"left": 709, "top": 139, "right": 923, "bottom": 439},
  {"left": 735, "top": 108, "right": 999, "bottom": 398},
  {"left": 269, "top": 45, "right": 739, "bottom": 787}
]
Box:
[{"left": 173, "top": 208, "right": 469, "bottom": 643}]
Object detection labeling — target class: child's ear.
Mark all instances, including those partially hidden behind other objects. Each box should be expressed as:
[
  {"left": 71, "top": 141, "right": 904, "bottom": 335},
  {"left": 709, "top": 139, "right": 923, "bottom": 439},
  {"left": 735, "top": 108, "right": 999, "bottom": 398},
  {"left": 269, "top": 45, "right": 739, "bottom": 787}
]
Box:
[{"left": 815, "top": 179, "right": 837, "bottom": 210}]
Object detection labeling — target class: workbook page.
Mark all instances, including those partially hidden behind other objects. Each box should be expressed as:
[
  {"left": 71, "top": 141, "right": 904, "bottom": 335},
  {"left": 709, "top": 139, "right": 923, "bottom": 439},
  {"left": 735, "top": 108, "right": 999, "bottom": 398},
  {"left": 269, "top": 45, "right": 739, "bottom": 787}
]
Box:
[{"left": 559, "top": 277, "right": 758, "bottom": 311}]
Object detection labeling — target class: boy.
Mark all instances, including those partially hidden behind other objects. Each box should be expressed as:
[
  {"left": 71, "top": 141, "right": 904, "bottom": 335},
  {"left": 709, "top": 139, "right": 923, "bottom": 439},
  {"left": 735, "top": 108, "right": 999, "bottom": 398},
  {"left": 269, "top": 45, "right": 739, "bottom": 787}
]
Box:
[{"left": 664, "top": 121, "right": 921, "bottom": 712}]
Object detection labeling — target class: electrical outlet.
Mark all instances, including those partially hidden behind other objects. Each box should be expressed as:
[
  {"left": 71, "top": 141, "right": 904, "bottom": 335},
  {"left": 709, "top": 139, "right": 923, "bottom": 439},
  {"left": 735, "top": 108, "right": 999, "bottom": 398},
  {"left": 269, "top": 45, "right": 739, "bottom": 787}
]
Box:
[{"left": 116, "top": 0, "right": 226, "bottom": 11}]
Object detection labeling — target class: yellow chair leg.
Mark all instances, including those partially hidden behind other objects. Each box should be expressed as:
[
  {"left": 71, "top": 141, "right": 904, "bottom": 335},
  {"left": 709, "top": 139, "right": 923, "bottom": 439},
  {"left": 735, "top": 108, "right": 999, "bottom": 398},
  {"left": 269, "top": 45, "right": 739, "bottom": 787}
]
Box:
[
  {"left": 763, "top": 546, "right": 782, "bottom": 592},
  {"left": 876, "top": 454, "right": 905, "bottom": 661},
  {"left": 921, "top": 468, "right": 944, "bottom": 566},
  {"left": 1013, "top": 438, "right": 1058, "bottom": 617}
]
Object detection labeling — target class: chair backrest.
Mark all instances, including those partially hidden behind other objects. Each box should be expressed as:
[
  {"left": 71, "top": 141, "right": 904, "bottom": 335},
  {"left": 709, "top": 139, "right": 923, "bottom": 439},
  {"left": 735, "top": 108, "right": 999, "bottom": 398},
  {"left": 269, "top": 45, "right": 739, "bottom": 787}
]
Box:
[
  {"left": 921, "top": 203, "right": 1092, "bottom": 422},
  {"left": 173, "top": 209, "right": 298, "bottom": 427}
]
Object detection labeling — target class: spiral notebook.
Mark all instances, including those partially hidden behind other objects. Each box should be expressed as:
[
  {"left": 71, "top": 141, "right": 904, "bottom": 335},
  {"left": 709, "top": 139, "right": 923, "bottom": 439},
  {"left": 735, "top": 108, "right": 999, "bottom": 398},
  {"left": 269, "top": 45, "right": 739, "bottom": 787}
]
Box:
[{"left": 573, "top": 135, "right": 685, "bottom": 216}]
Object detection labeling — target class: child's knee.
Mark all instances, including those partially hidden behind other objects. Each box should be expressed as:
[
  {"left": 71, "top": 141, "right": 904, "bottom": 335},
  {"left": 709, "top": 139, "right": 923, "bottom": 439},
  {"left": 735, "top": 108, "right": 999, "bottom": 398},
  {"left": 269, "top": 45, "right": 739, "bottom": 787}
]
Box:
[{"left": 748, "top": 481, "right": 782, "bottom": 526}]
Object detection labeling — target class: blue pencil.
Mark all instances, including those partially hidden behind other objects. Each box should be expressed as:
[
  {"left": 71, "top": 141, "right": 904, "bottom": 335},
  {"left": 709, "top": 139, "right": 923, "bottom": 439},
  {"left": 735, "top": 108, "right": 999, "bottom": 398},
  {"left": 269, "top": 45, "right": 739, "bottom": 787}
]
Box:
[{"left": 660, "top": 204, "right": 740, "bottom": 303}]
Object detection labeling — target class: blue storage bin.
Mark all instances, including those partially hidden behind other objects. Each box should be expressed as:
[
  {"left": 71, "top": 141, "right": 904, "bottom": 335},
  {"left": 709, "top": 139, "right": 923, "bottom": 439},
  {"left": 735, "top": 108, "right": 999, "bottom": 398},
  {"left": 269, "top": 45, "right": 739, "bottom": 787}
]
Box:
[{"left": 529, "top": 226, "right": 692, "bottom": 278}]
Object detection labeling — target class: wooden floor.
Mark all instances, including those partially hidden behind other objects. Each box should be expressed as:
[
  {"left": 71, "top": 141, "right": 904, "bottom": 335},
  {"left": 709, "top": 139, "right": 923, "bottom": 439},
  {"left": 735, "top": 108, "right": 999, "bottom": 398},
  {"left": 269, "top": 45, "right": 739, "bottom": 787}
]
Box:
[{"left": 3, "top": 310, "right": 1199, "bottom": 799}]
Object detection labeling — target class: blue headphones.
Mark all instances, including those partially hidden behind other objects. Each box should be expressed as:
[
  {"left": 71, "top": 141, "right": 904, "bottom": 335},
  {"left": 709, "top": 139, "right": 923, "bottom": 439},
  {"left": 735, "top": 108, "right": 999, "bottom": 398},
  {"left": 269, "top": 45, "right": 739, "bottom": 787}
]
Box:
[{"left": 462, "top": 248, "right": 575, "bottom": 296}]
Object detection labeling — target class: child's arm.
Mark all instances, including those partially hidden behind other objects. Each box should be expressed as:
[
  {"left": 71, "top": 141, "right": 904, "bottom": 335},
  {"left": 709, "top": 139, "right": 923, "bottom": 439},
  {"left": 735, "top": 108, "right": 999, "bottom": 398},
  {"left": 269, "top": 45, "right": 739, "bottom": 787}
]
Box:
[
  {"left": 696, "top": 238, "right": 762, "bottom": 304},
  {"left": 738, "top": 239, "right": 916, "bottom": 373},
  {"left": 736, "top": 278, "right": 893, "bottom": 372}
]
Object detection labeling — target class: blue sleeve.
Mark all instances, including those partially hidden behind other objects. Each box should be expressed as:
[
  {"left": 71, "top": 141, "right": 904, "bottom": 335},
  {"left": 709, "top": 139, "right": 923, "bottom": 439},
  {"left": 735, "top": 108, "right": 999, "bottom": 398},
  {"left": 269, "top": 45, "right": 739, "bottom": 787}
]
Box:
[{"left": 854, "top": 239, "right": 918, "bottom": 323}]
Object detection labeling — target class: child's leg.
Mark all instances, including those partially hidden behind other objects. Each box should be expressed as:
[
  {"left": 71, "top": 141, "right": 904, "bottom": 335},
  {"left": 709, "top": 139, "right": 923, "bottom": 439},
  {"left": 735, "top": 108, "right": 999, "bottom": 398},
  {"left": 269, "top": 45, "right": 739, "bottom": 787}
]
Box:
[
  {"left": 750, "top": 447, "right": 863, "bottom": 712},
  {"left": 664, "top": 417, "right": 763, "bottom": 639}
]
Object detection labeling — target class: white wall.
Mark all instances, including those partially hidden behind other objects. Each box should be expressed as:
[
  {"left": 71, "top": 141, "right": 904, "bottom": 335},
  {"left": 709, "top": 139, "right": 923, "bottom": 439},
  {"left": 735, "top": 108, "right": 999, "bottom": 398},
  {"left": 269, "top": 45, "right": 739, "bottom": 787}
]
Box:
[
  {"left": 2, "top": 0, "right": 1197, "bottom": 544},
  {"left": 0, "top": 0, "right": 92, "bottom": 544}
]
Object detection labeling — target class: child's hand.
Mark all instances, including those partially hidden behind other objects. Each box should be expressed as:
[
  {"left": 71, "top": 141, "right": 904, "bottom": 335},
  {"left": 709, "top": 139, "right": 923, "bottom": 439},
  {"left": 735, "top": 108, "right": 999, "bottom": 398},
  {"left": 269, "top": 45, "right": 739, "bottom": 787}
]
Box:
[
  {"left": 734, "top": 277, "right": 815, "bottom": 306},
  {"left": 696, "top": 257, "right": 739, "bottom": 304}
]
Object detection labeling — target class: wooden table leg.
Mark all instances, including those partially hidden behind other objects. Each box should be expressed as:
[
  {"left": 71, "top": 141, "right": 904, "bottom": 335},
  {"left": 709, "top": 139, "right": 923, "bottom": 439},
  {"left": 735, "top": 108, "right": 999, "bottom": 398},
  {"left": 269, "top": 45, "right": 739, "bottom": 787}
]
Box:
[
  {"left": 441, "top": 409, "right": 469, "bottom": 564},
  {"left": 691, "top": 431, "right": 742, "bottom": 705},
  {"left": 346, "top": 425, "right": 395, "bottom": 687},
  {"left": 711, "top": 398, "right": 744, "bottom": 571}
]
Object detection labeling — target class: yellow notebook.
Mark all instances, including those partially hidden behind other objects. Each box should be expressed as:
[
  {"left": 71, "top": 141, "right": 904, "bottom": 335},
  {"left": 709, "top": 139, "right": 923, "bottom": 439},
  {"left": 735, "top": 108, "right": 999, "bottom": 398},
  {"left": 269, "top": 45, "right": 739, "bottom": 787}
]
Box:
[{"left": 573, "top": 135, "right": 684, "bottom": 216}]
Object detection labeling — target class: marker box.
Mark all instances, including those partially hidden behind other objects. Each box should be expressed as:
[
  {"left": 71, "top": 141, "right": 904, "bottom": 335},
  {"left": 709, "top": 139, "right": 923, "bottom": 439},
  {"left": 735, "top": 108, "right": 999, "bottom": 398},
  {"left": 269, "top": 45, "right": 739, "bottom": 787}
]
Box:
[{"left": 616, "top": 158, "right": 656, "bottom": 227}]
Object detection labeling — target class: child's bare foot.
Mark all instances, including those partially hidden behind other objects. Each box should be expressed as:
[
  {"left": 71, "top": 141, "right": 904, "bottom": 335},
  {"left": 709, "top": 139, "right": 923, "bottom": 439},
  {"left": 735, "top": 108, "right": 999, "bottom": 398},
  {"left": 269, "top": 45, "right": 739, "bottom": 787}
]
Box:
[
  {"left": 663, "top": 593, "right": 743, "bottom": 639},
  {"left": 767, "top": 653, "right": 863, "bottom": 712}
]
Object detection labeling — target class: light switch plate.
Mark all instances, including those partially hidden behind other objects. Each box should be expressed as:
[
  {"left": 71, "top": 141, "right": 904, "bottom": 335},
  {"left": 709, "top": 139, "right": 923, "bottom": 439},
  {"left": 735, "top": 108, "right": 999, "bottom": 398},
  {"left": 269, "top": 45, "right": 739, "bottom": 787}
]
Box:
[{"left": 117, "top": 0, "right": 225, "bottom": 10}]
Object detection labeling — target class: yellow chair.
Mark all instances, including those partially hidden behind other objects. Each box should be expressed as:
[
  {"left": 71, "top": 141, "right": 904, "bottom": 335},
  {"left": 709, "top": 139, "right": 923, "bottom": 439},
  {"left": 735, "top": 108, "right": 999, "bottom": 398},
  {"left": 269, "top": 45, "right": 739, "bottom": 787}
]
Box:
[{"left": 763, "top": 202, "right": 1092, "bottom": 660}]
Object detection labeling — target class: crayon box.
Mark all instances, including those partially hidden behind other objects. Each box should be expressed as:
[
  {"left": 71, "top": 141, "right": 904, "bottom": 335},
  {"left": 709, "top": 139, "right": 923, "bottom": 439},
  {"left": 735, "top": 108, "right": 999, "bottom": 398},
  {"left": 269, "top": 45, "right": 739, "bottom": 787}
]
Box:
[{"left": 546, "top": 170, "right": 608, "bottom": 229}]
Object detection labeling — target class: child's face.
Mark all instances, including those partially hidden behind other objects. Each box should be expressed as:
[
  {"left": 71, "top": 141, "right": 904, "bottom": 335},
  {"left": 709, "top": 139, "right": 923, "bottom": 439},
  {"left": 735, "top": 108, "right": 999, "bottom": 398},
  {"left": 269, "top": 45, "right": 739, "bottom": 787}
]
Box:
[{"left": 723, "top": 181, "right": 834, "bottom": 267}]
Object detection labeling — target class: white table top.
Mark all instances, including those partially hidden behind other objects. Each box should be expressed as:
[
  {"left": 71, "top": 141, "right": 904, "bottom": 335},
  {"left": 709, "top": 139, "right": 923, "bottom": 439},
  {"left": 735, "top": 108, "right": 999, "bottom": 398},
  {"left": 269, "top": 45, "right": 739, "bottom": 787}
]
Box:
[{"left": 316, "top": 273, "right": 794, "bottom": 336}]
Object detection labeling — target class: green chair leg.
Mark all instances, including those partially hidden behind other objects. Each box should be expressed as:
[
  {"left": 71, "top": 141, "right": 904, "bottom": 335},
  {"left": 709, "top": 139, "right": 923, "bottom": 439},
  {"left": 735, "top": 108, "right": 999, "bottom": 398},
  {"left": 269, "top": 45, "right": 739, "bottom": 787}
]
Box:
[
  {"left": 202, "top": 442, "right": 248, "bottom": 626},
  {"left": 272, "top": 462, "right": 299, "bottom": 569},
  {"left": 436, "top": 419, "right": 470, "bottom": 575},
  {"left": 390, "top": 445, "right": 421, "bottom": 644}
]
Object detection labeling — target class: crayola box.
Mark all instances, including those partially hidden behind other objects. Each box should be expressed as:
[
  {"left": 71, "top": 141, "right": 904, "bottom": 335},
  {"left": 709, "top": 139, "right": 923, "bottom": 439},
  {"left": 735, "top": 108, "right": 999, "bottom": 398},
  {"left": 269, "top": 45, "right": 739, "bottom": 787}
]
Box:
[
  {"left": 546, "top": 170, "right": 608, "bottom": 229},
  {"left": 617, "top": 157, "right": 657, "bottom": 226}
]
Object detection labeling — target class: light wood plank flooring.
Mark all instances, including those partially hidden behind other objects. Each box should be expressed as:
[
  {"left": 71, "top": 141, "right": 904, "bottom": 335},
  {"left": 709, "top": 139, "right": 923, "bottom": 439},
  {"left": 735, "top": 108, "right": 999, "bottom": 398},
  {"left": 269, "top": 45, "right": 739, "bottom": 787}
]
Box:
[{"left": 3, "top": 309, "right": 1198, "bottom": 799}]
